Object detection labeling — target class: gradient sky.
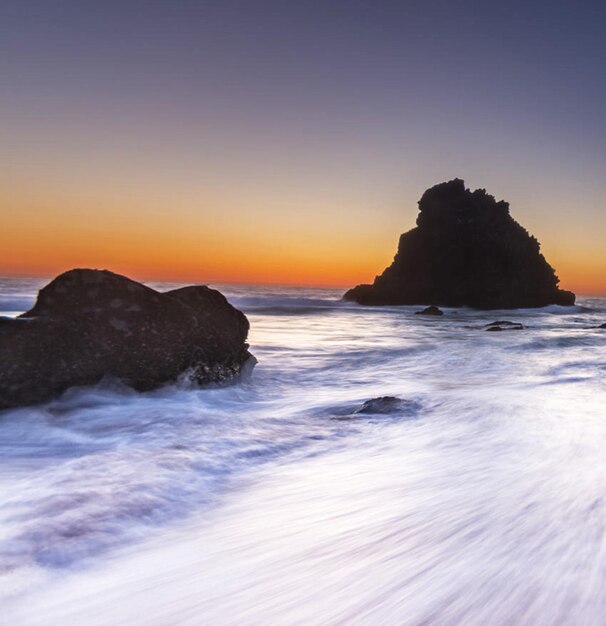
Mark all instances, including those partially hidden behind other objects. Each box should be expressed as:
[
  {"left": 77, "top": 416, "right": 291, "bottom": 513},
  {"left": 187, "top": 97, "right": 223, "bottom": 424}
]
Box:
[{"left": 2, "top": 0, "right": 605, "bottom": 292}]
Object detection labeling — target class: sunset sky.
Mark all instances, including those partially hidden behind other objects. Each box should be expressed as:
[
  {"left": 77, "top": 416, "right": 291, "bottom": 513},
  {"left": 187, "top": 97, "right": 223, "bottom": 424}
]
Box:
[{"left": 2, "top": 1, "right": 605, "bottom": 293}]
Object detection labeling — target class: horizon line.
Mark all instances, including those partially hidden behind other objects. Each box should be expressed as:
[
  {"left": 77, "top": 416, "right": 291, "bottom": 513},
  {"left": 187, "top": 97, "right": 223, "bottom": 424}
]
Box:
[{"left": 1, "top": 268, "right": 605, "bottom": 298}]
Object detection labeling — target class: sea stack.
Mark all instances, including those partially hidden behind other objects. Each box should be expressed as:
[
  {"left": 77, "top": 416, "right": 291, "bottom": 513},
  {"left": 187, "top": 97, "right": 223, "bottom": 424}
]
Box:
[
  {"left": 345, "top": 179, "right": 575, "bottom": 309},
  {"left": 0, "top": 269, "right": 254, "bottom": 409}
]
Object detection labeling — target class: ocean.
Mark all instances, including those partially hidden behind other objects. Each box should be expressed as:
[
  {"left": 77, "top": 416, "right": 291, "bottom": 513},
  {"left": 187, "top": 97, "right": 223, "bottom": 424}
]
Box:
[{"left": 1, "top": 277, "right": 606, "bottom": 625}]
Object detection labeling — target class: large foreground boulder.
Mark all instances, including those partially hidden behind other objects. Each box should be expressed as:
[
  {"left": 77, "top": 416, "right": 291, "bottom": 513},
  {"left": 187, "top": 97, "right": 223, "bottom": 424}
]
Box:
[
  {"left": 0, "top": 269, "right": 254, "bottom": 409},
  {"left": 344, "top": 179, "right": 575, "bottom": 309}
]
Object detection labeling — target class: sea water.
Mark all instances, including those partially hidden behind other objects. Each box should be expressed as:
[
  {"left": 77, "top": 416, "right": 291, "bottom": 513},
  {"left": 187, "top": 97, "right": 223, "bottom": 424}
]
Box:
[{"left": 1, "top": 277, "right": 605, "bottom": 625}]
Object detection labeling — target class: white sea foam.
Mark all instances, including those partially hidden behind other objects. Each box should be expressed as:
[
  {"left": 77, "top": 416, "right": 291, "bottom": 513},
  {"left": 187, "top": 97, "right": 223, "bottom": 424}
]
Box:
[{"left": 1, "top": 279, "right": 605, "bottom": 624}]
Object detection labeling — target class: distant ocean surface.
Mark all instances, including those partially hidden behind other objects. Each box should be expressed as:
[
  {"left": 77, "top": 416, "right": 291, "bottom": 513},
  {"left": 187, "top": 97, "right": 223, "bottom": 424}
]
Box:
[{"left": 1, "top": 276, "right": 606, "bottom": 625}]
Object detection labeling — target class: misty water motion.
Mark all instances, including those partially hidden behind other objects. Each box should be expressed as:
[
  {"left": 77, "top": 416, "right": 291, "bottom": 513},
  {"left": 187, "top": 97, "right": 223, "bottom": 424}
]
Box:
[{"left": 1, "top": 278, "right": 606, "bottom": 625}]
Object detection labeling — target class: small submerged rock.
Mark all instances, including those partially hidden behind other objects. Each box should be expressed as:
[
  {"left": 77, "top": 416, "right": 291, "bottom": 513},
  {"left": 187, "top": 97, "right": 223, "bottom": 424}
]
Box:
[
  {"left": 354, "top": 396, "right": 419, "bottom": 415},
  {"left": 415, "top": 305, "right": 444, "bottom": 316},
  {"left": 329, "top": 396, "right": 421, "bottom": 421},
  {"left": 485, "top": 320, "right": 525, "bottom": 332},
  {"left": 0, "top": 269, "right": 255, "bottom": 409}
]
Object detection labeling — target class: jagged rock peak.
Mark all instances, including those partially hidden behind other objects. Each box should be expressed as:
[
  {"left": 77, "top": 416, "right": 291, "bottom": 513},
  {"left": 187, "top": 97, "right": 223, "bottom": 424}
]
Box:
[{"left": 416, "top": 178, "right": 510, "bottom": 229}]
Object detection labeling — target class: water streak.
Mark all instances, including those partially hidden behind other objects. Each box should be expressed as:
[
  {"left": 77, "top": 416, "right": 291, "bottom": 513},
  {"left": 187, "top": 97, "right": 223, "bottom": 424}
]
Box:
[{"left": 1, "top": 278, "right": 605, "bottom": 624}]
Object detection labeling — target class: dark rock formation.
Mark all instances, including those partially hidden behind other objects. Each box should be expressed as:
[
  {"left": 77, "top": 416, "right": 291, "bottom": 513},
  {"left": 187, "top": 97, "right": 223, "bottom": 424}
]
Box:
[
  {"left": 0, "top": 269, "right": 254, "bottom": 409},
  {"left": 329, "top": 396, "right": 421, "bottom": 420},
  {"left": 415, "top": 305, "right": 444, "bottom": 316},
  {"left": 485, "top": 321, "right": 525, "bottom": 331},
  {"left": 344, "top": 179, "right": 575, "bottom": 309},
  {"left": 599, "top": 323, "right": 606, "bottom": 329},
  {"left": 354, "top": 396, "right": 418, "bottom": 415}
]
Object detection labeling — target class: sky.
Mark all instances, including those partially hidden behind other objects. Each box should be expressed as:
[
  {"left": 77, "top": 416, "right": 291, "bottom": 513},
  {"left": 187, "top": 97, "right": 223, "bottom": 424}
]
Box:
[{"left": 1, "top": 0, "right": 605, "bottom": 292}]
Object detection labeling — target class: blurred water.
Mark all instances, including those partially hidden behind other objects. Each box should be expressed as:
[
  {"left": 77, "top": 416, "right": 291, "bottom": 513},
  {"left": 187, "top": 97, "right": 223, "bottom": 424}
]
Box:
[{"left": 1, "top": 277, "right": 606, "bottom": 625}]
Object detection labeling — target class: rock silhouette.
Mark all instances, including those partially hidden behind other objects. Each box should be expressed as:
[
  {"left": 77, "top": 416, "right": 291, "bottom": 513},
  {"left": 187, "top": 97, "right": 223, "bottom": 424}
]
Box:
[
  {"left": 485, "top": 321, "right": 525, "bottom": 331},
  {"left": 355, "top": 396, "right": 406, "bottom": 414},
  {"left": 354, "top": 396, "right": 420, "bottom": 416},
  {"left": 0, "top": 269, "right": 254, "bottom": 409},
  {"left": 345, "top": 179, "right": 575, "bottom": 309},
  {"left": 415, "top": 305, "right": 444, "bottom": 316}
]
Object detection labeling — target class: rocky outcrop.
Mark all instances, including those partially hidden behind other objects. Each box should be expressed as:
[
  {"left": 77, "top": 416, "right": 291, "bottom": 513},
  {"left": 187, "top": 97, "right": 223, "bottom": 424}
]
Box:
[
  {"left": 0, "top": 269, "right": 254, "bottom": 409},
  {"left": 415, "top": 305, "right": 444, "bottom": 316},
  {"left": 354, "top": 396, "right": 419, "bottom": 415},
  {"left": 485, "top": 321, "right": 525, "bottom": 331},
  {"left": 345, "top": 179, "right": 575, "bottom": 309}
]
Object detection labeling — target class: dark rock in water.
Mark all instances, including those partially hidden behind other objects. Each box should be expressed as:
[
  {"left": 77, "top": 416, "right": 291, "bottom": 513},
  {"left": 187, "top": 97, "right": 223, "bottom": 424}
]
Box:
[
  {"left": 344, "top": 179, "right": 575, "bottom": 309},
  {"left": 599, "top": 323, "right": 606, "bottom": 329},
  {"left": 415, "top": 305, "right": 444, "bottom": 316},
  {"left": 0, "top": 269, "right": 254, "bottom": 409},
  {"left": 354, "top": 396, "right": 416, "bottom": 415},
  {"left": 329, "top": 396, "right": 421, "bottom": 420},
  {"left": 485, "top": 320, "right": 524, "bottom": 331}
]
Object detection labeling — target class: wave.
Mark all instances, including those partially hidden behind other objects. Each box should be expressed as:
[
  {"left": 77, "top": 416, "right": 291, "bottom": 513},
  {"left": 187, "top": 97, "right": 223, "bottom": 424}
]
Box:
[
  {"left": 511, "top": 334, "right": 604, "bottom": 351},
  {"left": 2, "top": 279, "right": 606, "bottom": 624},
  {"left": 0, "top": 378, "right": 421, "bottom": 578},
  {"left": 0, "top": 295, "right": 35, "bottom": 313},
  {"left": 245, "top": 305, "right": 340, "bottom": 316}
]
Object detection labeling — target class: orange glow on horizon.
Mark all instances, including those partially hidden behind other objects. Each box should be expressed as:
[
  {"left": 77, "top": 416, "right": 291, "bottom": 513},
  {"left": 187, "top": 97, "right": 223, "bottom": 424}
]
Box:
[
  {"left": 2, "top": 177, "right": 604, "bottom": 295},
  {"left": 1, "top": 235, "right": 604, "bottom": 295}
]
